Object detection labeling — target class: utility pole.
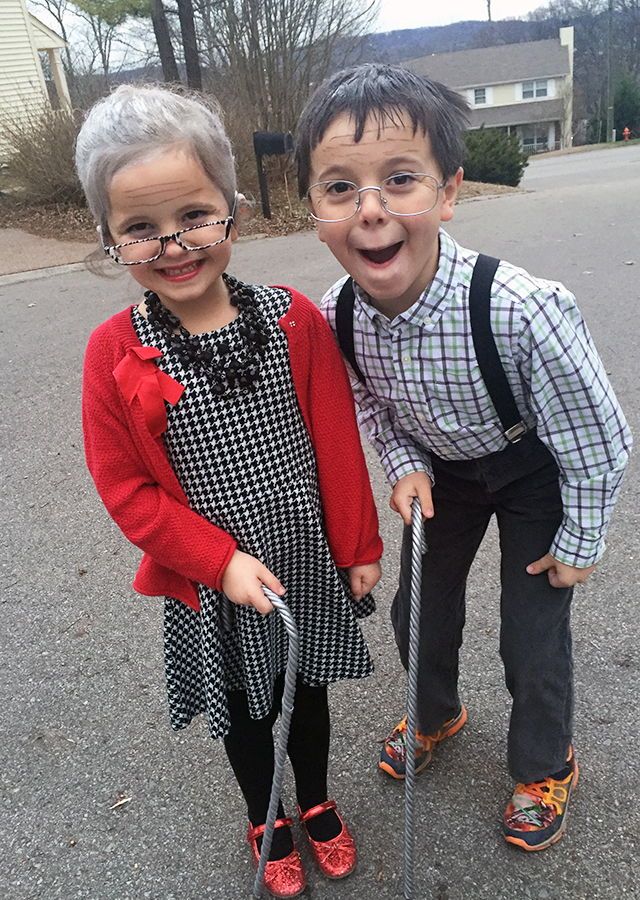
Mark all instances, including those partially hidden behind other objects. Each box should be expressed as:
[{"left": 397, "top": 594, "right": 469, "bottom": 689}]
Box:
[
  {"left": 606, "top": 0, "right": 614, "bottom": 141},
  {"left": 487, "top": 1, "right": 492, "bottom": 22}
]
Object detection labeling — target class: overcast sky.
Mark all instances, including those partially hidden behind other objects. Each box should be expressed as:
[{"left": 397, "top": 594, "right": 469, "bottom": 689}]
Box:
[{"left": 374, "top": 0, "right": 548, "bottom": 32}]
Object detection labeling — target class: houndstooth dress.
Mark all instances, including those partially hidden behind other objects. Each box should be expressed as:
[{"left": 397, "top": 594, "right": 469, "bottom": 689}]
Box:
[{"left": 132, "top": 281, "right": 374, "bottom": 740}]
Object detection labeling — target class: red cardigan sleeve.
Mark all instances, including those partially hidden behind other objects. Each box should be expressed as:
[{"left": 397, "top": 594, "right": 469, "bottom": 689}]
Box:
[
  {"left": 291, "top": 295, "right": 383, "bottom": 568},
  {"left": 82, "top": 326, "right": 237, "bottom": 591}
]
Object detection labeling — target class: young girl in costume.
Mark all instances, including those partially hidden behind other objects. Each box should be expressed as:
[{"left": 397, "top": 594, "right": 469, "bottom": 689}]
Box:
[{"left": 77, "top": 85, "right": 382, "bottom": 899}]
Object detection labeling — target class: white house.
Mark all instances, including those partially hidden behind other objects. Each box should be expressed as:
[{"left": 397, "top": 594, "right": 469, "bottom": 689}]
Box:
[
  {"left": 404, "top": 27, "right": 574, "bottom": 153},
  {"left": 0, "top": 0, "right": 71, "bottom": 155}
]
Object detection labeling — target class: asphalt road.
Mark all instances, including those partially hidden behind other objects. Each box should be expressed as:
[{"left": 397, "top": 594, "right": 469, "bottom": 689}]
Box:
[{"left": 1, "top": 144, "right": 639, "bottom": 900}]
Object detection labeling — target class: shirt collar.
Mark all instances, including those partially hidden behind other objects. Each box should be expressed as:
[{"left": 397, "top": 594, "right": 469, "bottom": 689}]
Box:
[{"left": 354, "top": 228, "right": 460, "bottom": 328}]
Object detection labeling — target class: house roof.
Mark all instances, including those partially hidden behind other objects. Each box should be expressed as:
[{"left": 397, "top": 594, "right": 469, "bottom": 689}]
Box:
[
  {"left": 404, "top": 39, "right": 570, "bottom": 89},
  {"left": 468, "top": 98, "right": 565, "bottom": 128},
  {"left": 29, "top": 13, "right": 66, "bottom": 51}
]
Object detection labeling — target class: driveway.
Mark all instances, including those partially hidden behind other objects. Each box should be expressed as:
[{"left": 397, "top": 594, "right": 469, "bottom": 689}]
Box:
[{"left": 1, "top": 145, "right": 638, "bottom": 899}]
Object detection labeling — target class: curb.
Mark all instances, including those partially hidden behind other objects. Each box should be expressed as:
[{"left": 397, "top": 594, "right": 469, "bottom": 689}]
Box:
[
  {"left": 0, "top": 260, "right": 92, "bottom": 286},
  {"left": 0, "top": 232, "right": 272, "bottom": 285}
]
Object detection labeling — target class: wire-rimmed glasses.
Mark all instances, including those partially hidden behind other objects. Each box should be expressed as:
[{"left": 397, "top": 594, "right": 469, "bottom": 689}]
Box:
[
  {"left": 306, "top": 173, "right": 447, "bottom": 223},
  {"left": 102, "top": 216, "right": 234, "bottom": 265}
]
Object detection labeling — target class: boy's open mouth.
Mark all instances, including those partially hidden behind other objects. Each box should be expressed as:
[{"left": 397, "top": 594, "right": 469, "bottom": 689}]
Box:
[{"left": 359, "top": 241, "right": 403, "bottom": 265}]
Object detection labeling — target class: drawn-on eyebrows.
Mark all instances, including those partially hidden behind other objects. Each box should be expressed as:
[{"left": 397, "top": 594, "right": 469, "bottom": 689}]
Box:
[
  {"left": 121, "top": 182, "right": 199, "bottom": 206},
  {"left": 314, "top": 153, "right": 429, "bottom": 183}
]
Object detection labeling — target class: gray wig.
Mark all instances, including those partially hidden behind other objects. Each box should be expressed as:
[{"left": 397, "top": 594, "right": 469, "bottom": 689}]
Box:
[{"left": 75, "top": 84, "right": 236, "bottom": 237}]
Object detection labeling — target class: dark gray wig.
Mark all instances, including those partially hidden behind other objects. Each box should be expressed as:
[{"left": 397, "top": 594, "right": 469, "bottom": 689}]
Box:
[{"left": 295, "top": 63, "right": 469, "bottom": 196}]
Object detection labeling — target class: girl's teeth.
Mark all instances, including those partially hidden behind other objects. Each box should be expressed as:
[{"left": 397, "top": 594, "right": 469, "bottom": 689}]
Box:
[{"left": 165, "top": 263, "right": 198, "bottom": 275}]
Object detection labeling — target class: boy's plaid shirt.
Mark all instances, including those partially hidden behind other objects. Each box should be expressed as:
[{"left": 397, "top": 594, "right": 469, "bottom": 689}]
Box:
[{"left": 321, "top": 229, "right": 632, "bottom": 568}]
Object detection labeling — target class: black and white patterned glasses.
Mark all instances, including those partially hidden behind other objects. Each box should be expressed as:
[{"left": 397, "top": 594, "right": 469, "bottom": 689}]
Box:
[
  {"left": 102, "top": 216, "right": 234, "bottom": 265},
  {"left": 306, "top": 173, "right": 447, "bottom": 223}
]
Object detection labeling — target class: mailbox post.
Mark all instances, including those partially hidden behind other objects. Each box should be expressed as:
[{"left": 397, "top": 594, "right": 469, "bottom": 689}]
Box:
[{"left": 253, "top": 131, "right": 294, "bottom": 219}]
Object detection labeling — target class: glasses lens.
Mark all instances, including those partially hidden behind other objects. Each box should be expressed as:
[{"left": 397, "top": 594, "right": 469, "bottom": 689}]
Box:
[
  {"left": 308, "top": 181, "right": 357, "bottom": 221},
  {"left": 381, "top": 174, "right": 440, "bottom": 215},
  {"left": 179, "top": 221, "right": 228, "bottom": 249},
  {"left": 114, "top": 238, "right": 162, "bottom": 264}
]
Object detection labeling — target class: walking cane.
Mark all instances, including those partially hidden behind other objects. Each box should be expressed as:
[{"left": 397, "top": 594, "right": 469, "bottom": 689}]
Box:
[
  {"left": 252, "top": 589, "right": 299, "bottom": 899},
  {"left": 403, "top": 497, "right": 426, "bottom": 900}
]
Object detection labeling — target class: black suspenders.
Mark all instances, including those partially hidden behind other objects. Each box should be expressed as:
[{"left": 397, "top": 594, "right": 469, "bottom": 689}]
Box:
[
  {"left": 334, "top": 275, "right": 365, "bottom": 385},
  {"left": 334, "top": 254, "right": 527, "bottom": 444}
]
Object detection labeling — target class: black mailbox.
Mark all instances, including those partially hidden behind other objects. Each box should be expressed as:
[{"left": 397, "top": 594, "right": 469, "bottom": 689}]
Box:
[
  {"left": 253, "top": 131, "right": 294, "bottom": 157},
  {"left": 253, "top": 131, "right": 294, "bottom": 219}
]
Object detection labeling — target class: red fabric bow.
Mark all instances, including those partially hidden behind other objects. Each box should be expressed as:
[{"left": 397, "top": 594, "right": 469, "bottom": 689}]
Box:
[{"left": 113, "top": 346, "right": 185, "bottom": 438}]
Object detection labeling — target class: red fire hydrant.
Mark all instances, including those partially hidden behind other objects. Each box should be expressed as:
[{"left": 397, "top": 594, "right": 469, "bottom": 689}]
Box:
[{"left": 622, "top": 126, "right": 631, "bottom": 141}]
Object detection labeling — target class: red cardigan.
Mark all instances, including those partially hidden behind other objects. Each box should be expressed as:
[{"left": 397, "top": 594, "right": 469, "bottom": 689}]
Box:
[{"left": 82, "top": 286, "right": 383, "bottom": 611}]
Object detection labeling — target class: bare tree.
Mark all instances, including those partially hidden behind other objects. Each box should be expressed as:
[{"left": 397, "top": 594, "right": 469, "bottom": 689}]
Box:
[
  {"left": 176, "top": 0, "right": 202, "bottom": 87},
  {"left": 614, "top": 0, "right": 640, "bottom": 77},
  {"left": 149, "top": 0, "right": 180, "bottom": 81},
  {"left": 73, "top": 0, "right": 141, "bottom": 87},
  {"left": 197, "top": 0, "right": 378, "bottom": 132}
]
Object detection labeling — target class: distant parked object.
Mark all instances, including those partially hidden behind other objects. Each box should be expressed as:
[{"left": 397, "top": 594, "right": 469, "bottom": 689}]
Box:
[
  {"left": 404, "top": 27, "right": 574, "bottom": 155},
  {"left": 0, "top": 0, "right": 71, "bottom": 158}
]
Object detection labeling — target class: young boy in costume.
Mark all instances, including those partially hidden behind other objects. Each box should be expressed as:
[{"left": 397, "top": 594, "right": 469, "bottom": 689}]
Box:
[{"left": 295, "top": 63, "right": 632, "bottom": 851}]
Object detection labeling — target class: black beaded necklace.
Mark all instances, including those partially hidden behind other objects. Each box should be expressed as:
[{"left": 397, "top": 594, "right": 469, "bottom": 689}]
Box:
[{"left": 144, "top": 273, "right": 270, "bottom": 395}]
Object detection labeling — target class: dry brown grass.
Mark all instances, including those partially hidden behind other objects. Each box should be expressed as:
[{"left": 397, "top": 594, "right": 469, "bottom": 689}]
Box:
[{"left": 0, "top": 179, "right": 519, "bottom": 245}]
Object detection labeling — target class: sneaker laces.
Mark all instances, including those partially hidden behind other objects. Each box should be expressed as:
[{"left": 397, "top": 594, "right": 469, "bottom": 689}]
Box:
[
  {"left": 385, "top": 716, "right": 434, "bottom": 753},
  {"left": 513, "top": 778, "right": 568, "bottom": 818}
]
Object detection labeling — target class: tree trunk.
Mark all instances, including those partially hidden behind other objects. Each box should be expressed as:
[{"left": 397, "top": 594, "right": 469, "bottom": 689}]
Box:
[
  {"left": 487, "top": 0, "right": 492, "bottom": 21},
  {"left": 150, "top": 0, "right": 180, "bottom": 83},
  {"left": 176, "top": 0, "right": 202, "bottom": 90}
]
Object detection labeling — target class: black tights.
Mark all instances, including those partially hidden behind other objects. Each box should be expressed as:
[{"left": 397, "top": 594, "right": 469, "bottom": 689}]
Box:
[{"left": 223, "top": 676, "right": 340, "bottom": 857}]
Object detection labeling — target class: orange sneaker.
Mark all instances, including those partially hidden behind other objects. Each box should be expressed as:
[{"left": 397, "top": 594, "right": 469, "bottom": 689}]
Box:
[
  {"left": 503, "top": 747, "right": 579, "bottom": 851},
  {"left": 378, "top": 706, "right": 468, "bottom": 779}
]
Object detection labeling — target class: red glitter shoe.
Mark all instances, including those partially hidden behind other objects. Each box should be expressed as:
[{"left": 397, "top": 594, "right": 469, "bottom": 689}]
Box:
[
  {"left": 298, "top": 800, "right": 357, "bottom": 880},
  {"left": 246, "top": 817, "right": 306, "bottom": 899}
]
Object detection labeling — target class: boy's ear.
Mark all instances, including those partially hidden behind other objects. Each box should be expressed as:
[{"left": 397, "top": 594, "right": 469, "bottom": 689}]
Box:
[{"left": 440, "top": 167, "right": 464, "bottom": 223}]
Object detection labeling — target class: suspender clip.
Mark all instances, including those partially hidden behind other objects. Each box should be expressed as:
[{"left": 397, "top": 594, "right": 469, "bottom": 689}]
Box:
[{"left": 504, "top": 422, "right": 527, "bottom": 443}]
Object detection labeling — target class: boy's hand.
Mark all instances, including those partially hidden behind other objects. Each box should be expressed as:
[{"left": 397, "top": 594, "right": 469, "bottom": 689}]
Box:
[
  {"left": 347, "top": 562, "right": 382, "bottom": 599},
  {"left": 221, "top": 550, "right": 285, "bottom": 615},
  {"left": 390, "top": 472, "right": 434, "bottom": 526},
  {"left": 526, "top": 553, "right": 596, "bottom": 588}
]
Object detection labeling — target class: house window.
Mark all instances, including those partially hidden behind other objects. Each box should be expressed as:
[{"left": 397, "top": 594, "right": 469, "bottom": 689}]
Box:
[
  {"left": 522, "top": 79, "right": 548, "bottom": 99},
  {"left": 474, "top": 87, "right": 486, "bottom": 105},
  {"left": 520, "top": 123, "right": 549, "bottom": 153}
]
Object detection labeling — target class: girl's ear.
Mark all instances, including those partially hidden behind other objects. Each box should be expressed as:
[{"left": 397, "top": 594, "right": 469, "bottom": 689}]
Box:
[{"left": 233, "top": 190, "right": 255, "bottom": 232}]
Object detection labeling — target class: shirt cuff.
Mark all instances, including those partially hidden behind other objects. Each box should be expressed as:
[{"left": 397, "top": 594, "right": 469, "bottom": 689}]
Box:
[
  {"left": 549, "top": 519, "right": 606, "bottom": 568},
  {"left": 380, "top": 444, "right": 433, "bottom": 486}
]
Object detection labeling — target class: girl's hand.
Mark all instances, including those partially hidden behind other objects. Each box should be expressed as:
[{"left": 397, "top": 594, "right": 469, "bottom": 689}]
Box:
[
  {"left": 221, "top": 550, "right": 285, "bottom": 615},
  {"left": 390, "top": 472, "right": 434, "bottom": 525},
  {"left": 347, "top": 562, "right": 382, "bottom": 599}
]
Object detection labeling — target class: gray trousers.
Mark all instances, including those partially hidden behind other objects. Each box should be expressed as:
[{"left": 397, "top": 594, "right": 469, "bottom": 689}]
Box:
[{"left": 391, "top": 439, "right": 573, "bottom": 783}]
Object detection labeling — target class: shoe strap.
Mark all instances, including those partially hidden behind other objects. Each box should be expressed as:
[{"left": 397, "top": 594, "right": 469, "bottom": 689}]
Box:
[
  {"left": 247, "top": 816, "right": 294, "bottom": 842},
  {"left": 298, "top": 799, "right": 337, "bottom": 823}
]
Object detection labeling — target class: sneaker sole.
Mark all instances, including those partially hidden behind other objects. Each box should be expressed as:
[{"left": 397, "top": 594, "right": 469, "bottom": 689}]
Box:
[
  {"left": 378, "top": 706, "right": 468, "bottom": 780},
  {"left": 504, "top": 759, "right": 579, "bottom": 852}
]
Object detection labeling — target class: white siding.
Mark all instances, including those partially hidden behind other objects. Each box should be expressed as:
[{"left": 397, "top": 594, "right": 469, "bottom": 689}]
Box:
[{"left": 0, "top": 0, "right": 49, "bottom": 156}]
